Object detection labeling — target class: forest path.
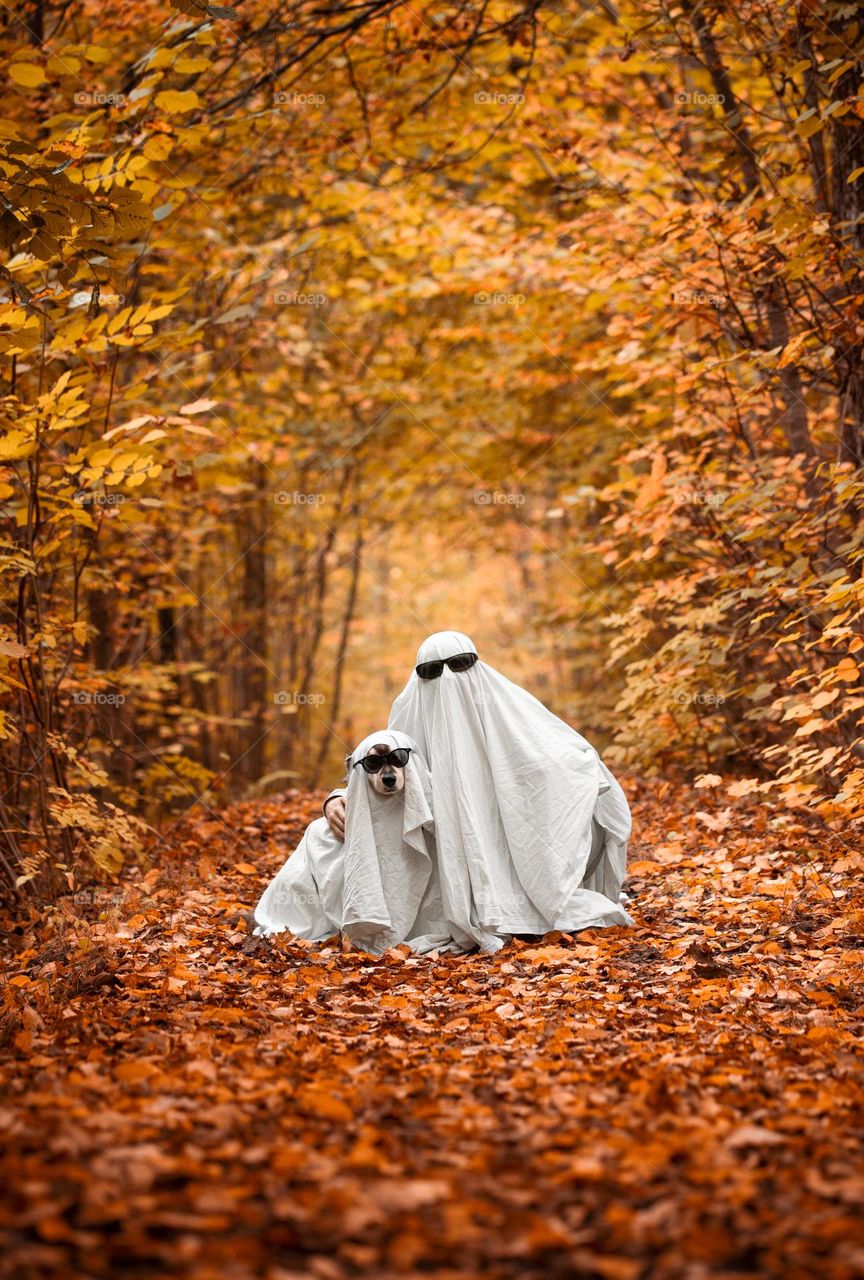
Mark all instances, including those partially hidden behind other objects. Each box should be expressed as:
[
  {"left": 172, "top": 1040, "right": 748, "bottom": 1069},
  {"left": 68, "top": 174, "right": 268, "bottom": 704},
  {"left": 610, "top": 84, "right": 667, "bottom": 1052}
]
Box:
[{"left": 1, "top": 781, "right": 862, "bottom": 1280}]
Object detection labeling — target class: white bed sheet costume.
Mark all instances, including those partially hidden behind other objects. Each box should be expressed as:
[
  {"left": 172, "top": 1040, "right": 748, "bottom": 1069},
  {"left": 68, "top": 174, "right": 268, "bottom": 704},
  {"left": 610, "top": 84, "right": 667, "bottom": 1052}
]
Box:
[
  {"left": 385, "top": 631, "right": 633, "bottom": 953},
  {"left": 253, "top": 729, "right": 454, "bottom": 954}
]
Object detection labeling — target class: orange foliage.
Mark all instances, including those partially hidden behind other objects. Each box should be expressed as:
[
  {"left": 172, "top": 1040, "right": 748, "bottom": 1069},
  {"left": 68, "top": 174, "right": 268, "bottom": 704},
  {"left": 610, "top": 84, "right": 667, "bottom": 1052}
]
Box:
[
  {"left": 1, "top": 1, "right": 863, "bottom": 888},
  {"left": 1, "top": 783, "right": 863, "bottom": 1277}
]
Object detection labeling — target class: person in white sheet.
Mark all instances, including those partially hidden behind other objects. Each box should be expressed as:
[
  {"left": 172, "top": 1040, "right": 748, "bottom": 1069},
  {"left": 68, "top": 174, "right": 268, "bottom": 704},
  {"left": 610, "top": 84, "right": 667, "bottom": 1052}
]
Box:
[
  {"left": 255, "top": 729, "right": 456, "bottom": 954},
  {"left": 323, "top": 631, "right": 632, "bottom": 953}
]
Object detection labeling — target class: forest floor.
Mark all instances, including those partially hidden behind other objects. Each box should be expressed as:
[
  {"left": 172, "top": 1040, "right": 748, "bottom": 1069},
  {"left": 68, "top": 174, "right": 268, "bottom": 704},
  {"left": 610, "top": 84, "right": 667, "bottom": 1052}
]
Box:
[{"left": 1, "top": 778, "right": 863, "bottom": 1280}]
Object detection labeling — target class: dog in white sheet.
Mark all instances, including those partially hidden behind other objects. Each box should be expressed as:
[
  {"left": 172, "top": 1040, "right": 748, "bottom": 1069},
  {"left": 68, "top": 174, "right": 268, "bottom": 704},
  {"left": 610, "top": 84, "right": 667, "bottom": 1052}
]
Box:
[{"left": 253, "top": 730, "right": 454, "bottom": 954}]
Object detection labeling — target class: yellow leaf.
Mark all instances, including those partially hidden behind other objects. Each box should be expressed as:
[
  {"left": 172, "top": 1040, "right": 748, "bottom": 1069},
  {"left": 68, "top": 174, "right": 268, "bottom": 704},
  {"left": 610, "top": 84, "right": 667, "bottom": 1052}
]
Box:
[
  {"left": 148, "top": 49, "right": 175, "bottom": 70},
  {"left": 107, "top": 307, "right": 132, "bottom": 335},
  {"left": 84, "top": 46, "right": 114, "bottom": 64},
  {"left": 128, "top": 303, "right": 151, "bottom": 328},
  {"left": 174, "top": 55, "right": 211, "bottom": 74},
  {"left": 0, "top": 303, "right": 33, "bottom": 329},
  {"left": 47, "top": 53, "right": 80, "bottom": 77},
  {"left": 110, "top": 451, "right": 141, "bottom": 472},
  {"left": 0, "top": 430, "right": 36, "bottom": 461},
  {"left": 796, "top": 115, "right": 824, "bottom": 140},
  {"left": 104, "top": 415, "right": 155, "bottom": 440},
  {"left": 180, "top": 397, "right": 218, "bottom": 415},
  {"left": 143, "top": 135, "right": 174, "bottom": 162},
  {"left": 9, "top": 64, "right": 46, "bottom": 88},
  {"left": 178, "top": 423, "right": 216, "bottom": 437},
  {"left": 155, "top": 89, "right": 200, "bottom": 114}
]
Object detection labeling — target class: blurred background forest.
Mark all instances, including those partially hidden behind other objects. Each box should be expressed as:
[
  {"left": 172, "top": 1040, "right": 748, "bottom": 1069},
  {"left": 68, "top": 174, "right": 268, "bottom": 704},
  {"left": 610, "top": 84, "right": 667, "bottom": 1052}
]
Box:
[{"left": 2, "top": 0, "right": 864, "bottom": 896}]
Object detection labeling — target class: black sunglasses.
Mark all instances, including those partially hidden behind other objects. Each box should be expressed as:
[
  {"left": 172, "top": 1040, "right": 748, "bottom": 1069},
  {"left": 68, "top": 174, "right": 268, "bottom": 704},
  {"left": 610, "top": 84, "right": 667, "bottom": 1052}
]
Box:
[
  {"left": 415, "top": 651, "right": 479, "bottom": 681},
  {"left": 353, "top": 747, "right": 412, "bottom": 773}
]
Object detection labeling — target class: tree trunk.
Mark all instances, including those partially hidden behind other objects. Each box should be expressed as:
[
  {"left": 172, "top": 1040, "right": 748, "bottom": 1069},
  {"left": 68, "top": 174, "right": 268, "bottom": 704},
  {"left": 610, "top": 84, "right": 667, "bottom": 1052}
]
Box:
[
  {"left": 312, "top": 517, "right": 364, "bottom": 787},
  {"left": 827, "top": 8, "right": 864, "bottom": 467},
  {"left": 157, "top": 607, "right": 177, "bottom": 663},
  {"left": 239, "top": 462, "right": 269, "bottom": 783}
]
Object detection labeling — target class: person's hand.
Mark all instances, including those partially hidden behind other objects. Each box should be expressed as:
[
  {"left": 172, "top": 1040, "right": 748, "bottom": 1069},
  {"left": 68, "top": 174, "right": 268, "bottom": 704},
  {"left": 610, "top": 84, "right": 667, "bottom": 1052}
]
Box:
[{"left": 324, "top": 795, "right": 346, "bottom": 840}]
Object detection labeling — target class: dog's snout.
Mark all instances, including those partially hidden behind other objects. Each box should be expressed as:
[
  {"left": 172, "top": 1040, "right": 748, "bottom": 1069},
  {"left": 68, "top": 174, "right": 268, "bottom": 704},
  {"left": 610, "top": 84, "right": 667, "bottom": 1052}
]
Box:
[{"left": 366, "top": 752, "right": 405, "bottom": 797}]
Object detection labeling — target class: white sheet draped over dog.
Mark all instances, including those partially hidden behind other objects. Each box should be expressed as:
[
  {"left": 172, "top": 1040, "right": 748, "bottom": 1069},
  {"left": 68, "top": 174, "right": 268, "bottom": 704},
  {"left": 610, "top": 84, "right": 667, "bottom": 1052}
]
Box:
[
  {"left": 254, "top": 730, "right": 452, "bottom": 953},
  {"left": 340, "top": 729, "right": 451, "bottom": 952},
  {"left": 388, "top": 631, "right": 632, "bottom": 952}
]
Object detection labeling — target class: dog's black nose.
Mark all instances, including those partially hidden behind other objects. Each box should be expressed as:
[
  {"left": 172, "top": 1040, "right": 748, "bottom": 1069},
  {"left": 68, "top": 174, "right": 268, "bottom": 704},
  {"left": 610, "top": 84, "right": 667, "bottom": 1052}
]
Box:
[{"left": 382, "top": 773, "right": 397, "bottom": 789}]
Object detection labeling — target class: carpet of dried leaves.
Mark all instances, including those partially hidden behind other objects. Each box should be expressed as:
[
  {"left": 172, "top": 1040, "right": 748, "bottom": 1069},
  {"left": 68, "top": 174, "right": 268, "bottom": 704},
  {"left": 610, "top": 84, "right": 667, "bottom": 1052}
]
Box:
[{"left": 1, "top": 778, "right": 863, "bottom": 1280}]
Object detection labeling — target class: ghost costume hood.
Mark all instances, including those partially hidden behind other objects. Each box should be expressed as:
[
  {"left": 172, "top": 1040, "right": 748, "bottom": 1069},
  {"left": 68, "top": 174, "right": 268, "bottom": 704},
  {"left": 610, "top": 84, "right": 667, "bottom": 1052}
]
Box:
[
  {"left": 254, "top": 729, "right": 453, "bottom": 954},
  {"left": 388, "top": 631, "right": 632, "bottom": 951}
]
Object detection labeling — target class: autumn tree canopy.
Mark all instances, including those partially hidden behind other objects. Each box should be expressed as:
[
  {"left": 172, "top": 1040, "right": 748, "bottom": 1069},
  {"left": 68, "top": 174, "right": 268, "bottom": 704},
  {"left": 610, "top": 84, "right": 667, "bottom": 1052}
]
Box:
[{"left": 2, "top": 0, "right": 864, "bottom": 891}]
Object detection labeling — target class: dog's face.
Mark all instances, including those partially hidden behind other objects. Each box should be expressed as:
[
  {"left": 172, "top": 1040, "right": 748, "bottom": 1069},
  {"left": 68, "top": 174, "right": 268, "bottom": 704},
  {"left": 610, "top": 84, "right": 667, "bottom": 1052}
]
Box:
[{"left": 364, "top": 742, "right": 407, "bottom": 798}]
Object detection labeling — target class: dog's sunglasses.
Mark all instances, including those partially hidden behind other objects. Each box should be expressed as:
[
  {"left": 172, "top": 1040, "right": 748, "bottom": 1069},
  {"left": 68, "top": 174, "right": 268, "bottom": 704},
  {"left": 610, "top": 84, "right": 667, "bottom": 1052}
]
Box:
[
  {"left": 415, "top": 651, "right": 479, "bottom": 681},
  {"left": 353, "top": 747, "right": 412, "bottom": 774}
]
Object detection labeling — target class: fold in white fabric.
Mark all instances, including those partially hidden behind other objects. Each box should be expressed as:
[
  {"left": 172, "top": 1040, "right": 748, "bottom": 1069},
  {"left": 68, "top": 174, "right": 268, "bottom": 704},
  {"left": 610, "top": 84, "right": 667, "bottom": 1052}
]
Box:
[
  {"left": 388, "top": 631, "right": 633, "bottom": 952},
  {"left": 252, "top": 815, "right": 343, "bottom": 942},
  {"left": 253, "top": 729, "right": 455, "bottom": 954}
]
